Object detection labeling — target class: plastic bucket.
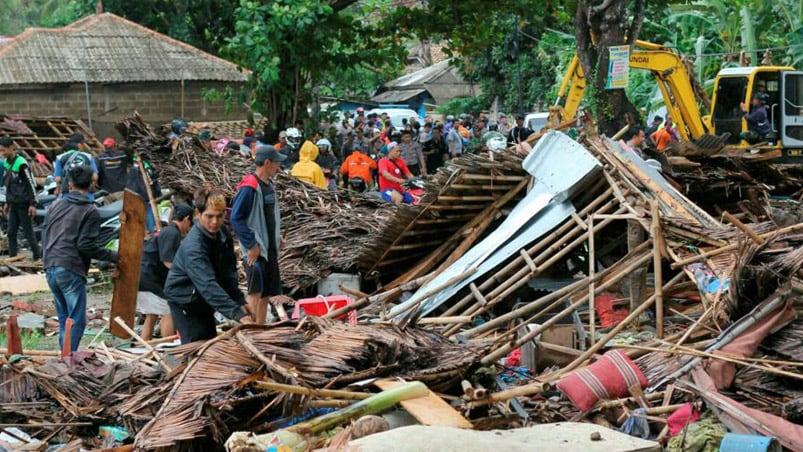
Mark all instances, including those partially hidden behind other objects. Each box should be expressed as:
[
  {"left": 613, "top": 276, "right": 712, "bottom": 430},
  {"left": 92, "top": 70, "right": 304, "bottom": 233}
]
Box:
[
  {"left": 720, "top": 433, "right": 780, "bottom": 452},
  {"left": 317, "top": 273, "right": 360, "bottom": 296}
]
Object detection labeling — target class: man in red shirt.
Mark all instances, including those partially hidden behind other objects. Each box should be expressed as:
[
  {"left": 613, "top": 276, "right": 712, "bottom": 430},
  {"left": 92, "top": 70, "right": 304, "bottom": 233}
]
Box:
[{"left": 378, "top": 142, "right": 414, "bottom": 204}]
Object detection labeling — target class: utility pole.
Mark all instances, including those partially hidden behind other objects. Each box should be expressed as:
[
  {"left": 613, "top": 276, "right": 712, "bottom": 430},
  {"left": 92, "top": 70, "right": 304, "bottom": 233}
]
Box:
[{"left": 513, "top": 16, "right": 522, "bottom": 115}]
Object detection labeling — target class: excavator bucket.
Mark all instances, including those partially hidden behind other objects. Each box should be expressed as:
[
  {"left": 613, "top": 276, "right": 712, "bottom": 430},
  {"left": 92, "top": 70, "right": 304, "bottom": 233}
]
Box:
[{"left": 672, "top": 133, "right": 729, "bottom": 156}]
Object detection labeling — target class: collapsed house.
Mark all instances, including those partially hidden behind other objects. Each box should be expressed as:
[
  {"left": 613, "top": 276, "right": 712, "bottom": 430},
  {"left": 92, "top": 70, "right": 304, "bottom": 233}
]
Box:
[{"left": 4, "top": 119, "right": 803, "bottom": 450}]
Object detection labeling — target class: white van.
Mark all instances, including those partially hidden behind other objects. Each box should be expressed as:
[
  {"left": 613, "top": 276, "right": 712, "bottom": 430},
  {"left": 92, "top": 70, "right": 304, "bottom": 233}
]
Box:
[
  {"left": 524, "top": 112, "right": 549, "bottom": 132},
  {"left": 368, "top": 108, "right": 421, "bottom": 129}
]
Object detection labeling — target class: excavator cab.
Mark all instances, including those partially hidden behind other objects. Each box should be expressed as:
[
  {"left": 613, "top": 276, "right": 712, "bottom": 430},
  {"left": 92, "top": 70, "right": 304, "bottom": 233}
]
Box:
[
  {"left": 710, "top": 66, "right": 803, "bottom": 159},
  {"left": 781, "top": 71, "right": 803, "bottom": 152}
]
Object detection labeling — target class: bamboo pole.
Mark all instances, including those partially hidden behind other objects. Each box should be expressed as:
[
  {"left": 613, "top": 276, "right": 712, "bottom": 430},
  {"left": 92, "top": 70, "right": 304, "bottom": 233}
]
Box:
[
  {"left": 618, "top": 343, "right": 803, "bottom": 381},
  {"left": 722, "top": 211, "right": 765, "bottom": 245},
  {"left": 481, "top": 251, "right": 654, "bottom": 365},
  {"left": 588, "top": 213, "right": 596, "bottom": 345},
  {"left": 670, "top": 222, "right": 803, "bottom": 269},
  {"left": 467, "top": 382, "right": 553, "bottom": 408},
  {"left": 465, "top": 241, "right": 653, "bottom": 340},
  {"left": 595, "top": 391, "right": 665, "bottom": 410},
  {"left": 323, "top": 274, "right": 431, "bottom": 319},
  {"left": 456, "top": 205, "right": 629, "bottom": 328},
  {"left": 441, "top": 189, "right": 617, "bottom": 318},
  {"left": 113, "top": 316, "right": 172, "bottom": 372},
  {"left": 396, "top": 267, "right": 478, "bottom": 321},
  {"left": 136, "top": 154, "right": 161, "bottom": 232},
  {"left": 652, "top": 201, "right": 664, "bottom": 338},
  {"left": 253, "top": 381, "right": 371, "bottom": 400},
  {"left": 554, "top": 272, "right": 687, "bottom": 377},
  {"left": 472, "top": 204, "right": 626, "bottom": 314}
]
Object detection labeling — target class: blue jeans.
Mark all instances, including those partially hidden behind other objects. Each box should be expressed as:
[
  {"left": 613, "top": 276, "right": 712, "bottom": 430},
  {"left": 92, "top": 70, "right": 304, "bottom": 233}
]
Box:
[{"left": 45, "top": 267, "right": 87, "bottom": 352}]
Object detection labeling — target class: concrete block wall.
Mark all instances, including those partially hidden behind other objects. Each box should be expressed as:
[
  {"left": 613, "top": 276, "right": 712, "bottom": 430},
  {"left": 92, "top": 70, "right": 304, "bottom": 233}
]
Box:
[{"left": 0, "top": 81, "right": 249, "bottom": 137}]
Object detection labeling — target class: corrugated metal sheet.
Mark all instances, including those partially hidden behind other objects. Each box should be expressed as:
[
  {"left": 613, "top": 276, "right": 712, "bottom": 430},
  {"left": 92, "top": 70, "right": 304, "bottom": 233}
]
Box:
[
  {"left": 389, "top": 131, "right": 602, "bottom": 319},
  {"left": 371, "top": 88, "right": 428, "bottom": 103},
  {"left": 0, "top": 14, "right": 248, "bottom": 85}
]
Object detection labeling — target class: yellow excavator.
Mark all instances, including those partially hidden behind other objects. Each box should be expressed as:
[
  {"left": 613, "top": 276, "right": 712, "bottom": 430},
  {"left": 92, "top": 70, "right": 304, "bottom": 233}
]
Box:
[{"left": 555, "top": 40, "right": 803, "bottom": 161}]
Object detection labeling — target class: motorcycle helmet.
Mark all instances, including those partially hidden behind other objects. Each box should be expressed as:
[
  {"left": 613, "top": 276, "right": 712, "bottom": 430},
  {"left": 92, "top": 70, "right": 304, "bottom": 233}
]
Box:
[
  {"left": 316, "top": 138, "right": 332, "bottom": 151},
  {"left": 171, "top": 119, "right": 188, "bottom": 136},
  {"left": 285, "top": 127, "right": 302, "bottom": 150},
  {"left": 446, "top": 115, "right": 455, "bottom": 122}
]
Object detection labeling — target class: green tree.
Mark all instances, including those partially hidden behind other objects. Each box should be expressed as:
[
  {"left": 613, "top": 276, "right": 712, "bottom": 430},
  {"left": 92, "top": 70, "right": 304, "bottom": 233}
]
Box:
[{"left": 223, "top": 0, "right": 406, "bottom": 129}]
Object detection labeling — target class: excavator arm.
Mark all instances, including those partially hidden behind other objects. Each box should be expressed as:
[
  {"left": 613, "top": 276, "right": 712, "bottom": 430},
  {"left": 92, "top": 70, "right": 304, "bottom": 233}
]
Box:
[{"left": 556, "top": 40, "right": 720, "bottom": 147}]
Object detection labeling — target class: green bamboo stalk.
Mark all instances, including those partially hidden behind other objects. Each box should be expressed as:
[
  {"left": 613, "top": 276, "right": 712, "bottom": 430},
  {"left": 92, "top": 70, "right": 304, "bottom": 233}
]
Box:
[{"left": 288, "top": 381, "right": 429, "bottom": 435}]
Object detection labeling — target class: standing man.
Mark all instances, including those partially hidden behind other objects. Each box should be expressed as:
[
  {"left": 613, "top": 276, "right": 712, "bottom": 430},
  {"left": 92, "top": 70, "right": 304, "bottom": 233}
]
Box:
[
  {"left": 136, "top": 203, "right": 194, "bottom": 341},
  {"left": 423, "top": 125, "right": 449, "bottom": 173},
  {"left": 446, "top": 119, "right": 464, "bottom": 159},
  {"left": 164, "top": 189, "right": 253, "bottom": 343},
  {"left": 53, "top": 134, "right": 98, "bottom": 198},
  {"left": 398, "top": 130, "right": 427, "bottom": 177},
  {"left": 94, "top": 138, "right": 128, "bottom": 201},
  {"left": 378, "top": 142, "right": 414, "bottom": 205},
  {"left": 126, "top": 156, "right": 162, "bottom": 234},
  {"left": 508, "top": 115, "right": 534, "bottom": 145},
  {"left": 43, "top": 166, "right": 118, "bottom": 352},
  {"left": 231, "top": 146, "right": 291, "bottom": 325},
  {"left": 1, "top": 137, "right": 40, "bottom": 261}
]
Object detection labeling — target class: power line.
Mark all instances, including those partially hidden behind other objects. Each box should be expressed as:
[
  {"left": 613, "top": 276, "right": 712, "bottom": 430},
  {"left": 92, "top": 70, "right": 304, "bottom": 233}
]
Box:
[{"left": 517, "top": 27, "right": 803, "bottom": 59}]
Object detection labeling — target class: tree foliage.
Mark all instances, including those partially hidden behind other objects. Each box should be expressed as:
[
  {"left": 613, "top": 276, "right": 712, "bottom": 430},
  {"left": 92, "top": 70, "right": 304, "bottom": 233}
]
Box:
[{"left": 223, "top": 0, "right": 406, "bottom": 129}]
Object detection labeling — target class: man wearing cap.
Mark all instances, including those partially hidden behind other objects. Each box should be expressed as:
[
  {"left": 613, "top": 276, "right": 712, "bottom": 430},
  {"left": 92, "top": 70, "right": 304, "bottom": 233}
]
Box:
[
  {"left": 44, "top": 165, "right": 118, "bottom": 352},
  {"left": 378, "top": 142, "right": 414, "bottom": 205},
  {"left": 1, "top": 137, "right": 40, "bottom": 261},
  {"left": 53, "top": 134, "right": 98, "bottom": 197},
  {"left": 136, "top": 203, "right": 193, "bottom": 340},
  {"left": 231, "top": 146, "right": 292, "bottom": 325},
  {"left": 94, "top": 137, "right": 129, "bottom": 202}
]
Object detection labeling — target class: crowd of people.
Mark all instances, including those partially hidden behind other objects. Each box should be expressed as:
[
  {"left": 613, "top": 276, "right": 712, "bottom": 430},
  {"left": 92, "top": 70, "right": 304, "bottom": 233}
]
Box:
[
  {"left": 0, "top": 107, "right": 533, "bottom": 352},
  {"left": 218, "top": 109, "right": 524, "bottom": 205}
]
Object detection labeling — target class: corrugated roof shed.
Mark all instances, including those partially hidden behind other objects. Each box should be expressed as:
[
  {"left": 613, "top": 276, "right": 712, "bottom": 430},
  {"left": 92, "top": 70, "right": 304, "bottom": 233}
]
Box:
[{"left": 0, "top": 13, "right": 248, "bottom": 85}]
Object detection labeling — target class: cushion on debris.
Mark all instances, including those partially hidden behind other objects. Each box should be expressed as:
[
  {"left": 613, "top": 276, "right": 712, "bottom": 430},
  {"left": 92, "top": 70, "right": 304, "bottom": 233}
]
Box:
[{"left": 556, "top": 350, "right": 647, "bottom": 412}]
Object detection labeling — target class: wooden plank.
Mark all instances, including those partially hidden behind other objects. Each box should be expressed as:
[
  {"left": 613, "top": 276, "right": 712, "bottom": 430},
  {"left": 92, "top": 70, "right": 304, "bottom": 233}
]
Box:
[
  {"left": 110, "top": 190, "right": 147, "bottom": 339},
  {"left": 374, "top": 379, "right": 473, "bottom": 429},
  {"left": 0, "top": 273, "right": 50, "bottom": 295}
]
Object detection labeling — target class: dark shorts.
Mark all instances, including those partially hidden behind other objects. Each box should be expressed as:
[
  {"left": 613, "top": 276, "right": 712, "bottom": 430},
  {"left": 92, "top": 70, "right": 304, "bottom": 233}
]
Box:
[
  {"left": 168, "top": 298, "right": 217, "bottom": 344},
  {"left": 244, "top": 256, "right": 282, "bottom": 297}
]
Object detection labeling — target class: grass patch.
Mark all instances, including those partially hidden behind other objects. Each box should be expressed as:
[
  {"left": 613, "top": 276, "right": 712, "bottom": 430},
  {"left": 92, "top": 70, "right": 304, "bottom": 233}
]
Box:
[{"left": 0, "top": 328, "right": 45, "bottom": 350}]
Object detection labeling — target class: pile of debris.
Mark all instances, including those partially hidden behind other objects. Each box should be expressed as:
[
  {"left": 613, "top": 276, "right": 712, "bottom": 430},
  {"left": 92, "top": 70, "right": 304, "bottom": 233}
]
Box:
[{"left": 6, "top": 126, "right": 803, "bottom": 451}]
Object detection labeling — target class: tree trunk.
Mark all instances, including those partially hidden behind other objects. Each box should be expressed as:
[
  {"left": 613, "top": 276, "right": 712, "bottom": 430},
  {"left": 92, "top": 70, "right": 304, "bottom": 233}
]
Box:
[{"left": 575, "top": 0, "right": 645, "bottom": 136}]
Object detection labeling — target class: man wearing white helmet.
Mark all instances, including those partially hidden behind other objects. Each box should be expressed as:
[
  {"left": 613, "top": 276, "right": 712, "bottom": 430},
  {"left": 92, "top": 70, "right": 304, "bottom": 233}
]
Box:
[
  {"left": 283, "top": 127, "right": 302, "bottom": 168},
  {"left": 315, "top": 138, "right": 339, "bottom": 191}
]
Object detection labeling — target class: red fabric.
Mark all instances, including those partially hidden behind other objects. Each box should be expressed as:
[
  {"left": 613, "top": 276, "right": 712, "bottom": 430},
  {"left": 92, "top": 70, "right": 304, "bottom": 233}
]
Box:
[
  {"left": 557, "top": 350, "right": 648, "bottom": 412},
  {"left": 505, "top": 349, "right": 521, "bottom": 367},
  {"left": 707, "top": 298, "right": 796, "bottom": 388},
  {"left": 35, "top": 153, "right": 48, "bottom": 164},
  {"left": 692, "top": 367, "right": 803, "bottom": 452},
  {"left": 667, "top": 402, "right": 700, "bottom": 436},
  {"left": 236, "top": 173, "right": 259, "bottom": 191},
  {"left": 378, "top": 157, "right": 410, "bottom": 193},
  {"left": 595, "top": 293, "right": 630, "bottom": 328}
]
